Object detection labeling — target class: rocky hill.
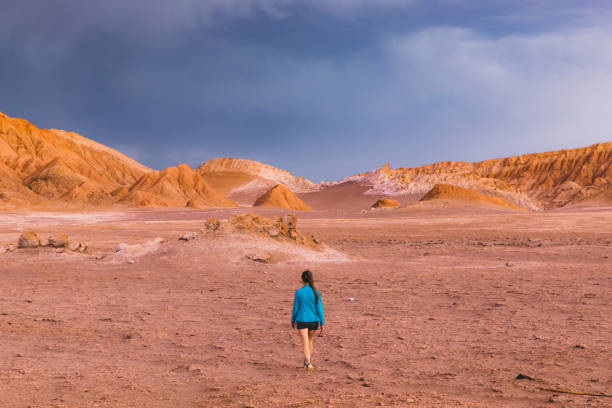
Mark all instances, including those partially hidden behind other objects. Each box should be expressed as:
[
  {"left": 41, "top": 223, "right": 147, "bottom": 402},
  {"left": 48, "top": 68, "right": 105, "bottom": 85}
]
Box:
[
  {"left": 197, "top": 158, "right": 318, "bottom": 205},
  {"left": 0, "top": 112, "right": 235, "bottom": 209},
  {"left": 253, "top": 184, "right": 312, "bottom": 210},
  {"left": 335, "top": 143, "right": 612, "bottom": 209}
]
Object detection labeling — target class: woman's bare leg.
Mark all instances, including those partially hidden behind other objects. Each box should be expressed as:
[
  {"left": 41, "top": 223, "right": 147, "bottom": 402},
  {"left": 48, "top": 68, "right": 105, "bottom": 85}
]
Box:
[
  {"left": 298, "top": 328, "right": 310, "bottom": 363},
  {"left": 308, "top": 329, "right": 316, "bottom": 357}
]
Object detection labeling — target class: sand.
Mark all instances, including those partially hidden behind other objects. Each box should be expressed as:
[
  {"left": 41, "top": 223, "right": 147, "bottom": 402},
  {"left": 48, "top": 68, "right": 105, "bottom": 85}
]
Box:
[{"left": 1, "top": 205, "right": 610, "bottom": 407}]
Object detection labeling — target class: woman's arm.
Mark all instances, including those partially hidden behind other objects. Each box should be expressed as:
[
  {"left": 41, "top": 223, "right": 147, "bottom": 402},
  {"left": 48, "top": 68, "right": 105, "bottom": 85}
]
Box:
[
  {"left": 291, "top": 290, "right": 300, "bottom": 326},
  {"left": 316, "top": 291, "right": 324, "bottom": 326}
]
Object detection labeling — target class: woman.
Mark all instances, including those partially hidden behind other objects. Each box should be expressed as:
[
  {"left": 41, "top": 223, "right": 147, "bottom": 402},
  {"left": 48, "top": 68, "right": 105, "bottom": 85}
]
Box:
[{"left": 291, "top": 270, "right": 325, "bottom": 372}]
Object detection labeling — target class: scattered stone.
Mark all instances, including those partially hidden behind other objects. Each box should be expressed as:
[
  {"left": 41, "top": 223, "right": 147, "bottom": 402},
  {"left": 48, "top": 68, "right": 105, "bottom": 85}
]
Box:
[
  {"left": 246, "top": 250, "right": 272, "bottom": 263},
  {"left": 115, "top": 243, "right": 128, "bottom": 252},
  {"left": 66, "top": 241, "right": 80, "bottom": 252},
  {"left": 18, "top": 230, "right": 40, "bottom": 248},
  {"left": 48, "top": 233, "right": 68, "bottom": 248},
  {"left": 178, "top": 232, "right": 198, "bottom": 241},
  {"left": 515, "top": 373, "right": 534, "bottom": 380}
]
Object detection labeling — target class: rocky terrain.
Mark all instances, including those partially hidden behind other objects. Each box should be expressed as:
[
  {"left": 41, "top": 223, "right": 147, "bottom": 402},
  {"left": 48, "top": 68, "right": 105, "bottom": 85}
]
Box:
[{"left": 0, "top": 206, "right": 610, "bottom": 407}]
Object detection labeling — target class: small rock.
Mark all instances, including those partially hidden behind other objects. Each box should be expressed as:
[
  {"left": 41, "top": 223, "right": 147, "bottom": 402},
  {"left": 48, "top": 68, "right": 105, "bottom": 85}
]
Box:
[
  {"left": 505, "top": 262, "right": 513, "bottom": 267},
  {"left": 515, "top": 373, "right": 534, "bottom": 380},
  {"left": 264, "top": 226, "right": 280, "bottom": 238},
  {"left": 18, "top": 230, "right": 40, "bottom": 248},
  {"left": 188, "top": 364, "right": 205, "bottom": 372},
  {"left": 153, "top": 237, "right": 165, "bottom": 244},
  {"left": 348, "top": 298, "right": 355, "bottom": 302},
  {"left": 94, "top": 252, "right": 106, "bottom": 260},
  {"left": 115, "top": 243, "right": 128, "bottom": 252},
  {"left": 246, "top": 250, "right": 272, "bottom": 263},
  {"left": 39, "top": 238, "right": 49, "bottom": 247},
  {"left": 6, "top": 244, "right": 16, "bottom": 252},
  {"left": 574, "top": 344, "right": 586, "bottom": 349},
  {"left": 178, "top": 232, "right": 197, "bottom": 241},
  {"left": 55, "top": 248, "right": 64, "bottom": 254},
  {"left": 48, "top": 233, "right": 68, "bottom": 248},
  {"left": 204, "top": 217, "right": 221, "bottom": 231},
  {"left": 127, "top": 260, "right": 135, "bottom": 264},
  {"left": 77, "top": 243, "right": 88, "bottom": 253},
  {"left": 66, "top": 241, "right": 80, "bottom": 252}
]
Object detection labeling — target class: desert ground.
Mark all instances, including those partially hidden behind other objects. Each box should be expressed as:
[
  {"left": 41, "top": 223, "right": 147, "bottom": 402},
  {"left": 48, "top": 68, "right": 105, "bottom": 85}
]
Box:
[{"left": 1, "top": 205, "right": 611, "bottom": 407}]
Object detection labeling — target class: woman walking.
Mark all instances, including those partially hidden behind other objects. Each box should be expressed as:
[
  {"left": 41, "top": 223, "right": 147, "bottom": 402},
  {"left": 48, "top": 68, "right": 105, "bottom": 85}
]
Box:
[{"left": 291, "top": 270, "right": 324, "bottom": 372}]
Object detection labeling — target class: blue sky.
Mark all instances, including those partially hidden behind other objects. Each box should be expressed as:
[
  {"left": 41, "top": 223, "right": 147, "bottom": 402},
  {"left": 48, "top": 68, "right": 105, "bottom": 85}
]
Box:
[{"left": 1, "top": 1, "right": 611, "bottom": 181}]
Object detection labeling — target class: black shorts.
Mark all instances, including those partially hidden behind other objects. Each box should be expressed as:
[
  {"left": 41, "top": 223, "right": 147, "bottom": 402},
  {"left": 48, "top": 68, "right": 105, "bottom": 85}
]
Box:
[{"left": 296, "top": 321, "right": 319, "bottom": 331}]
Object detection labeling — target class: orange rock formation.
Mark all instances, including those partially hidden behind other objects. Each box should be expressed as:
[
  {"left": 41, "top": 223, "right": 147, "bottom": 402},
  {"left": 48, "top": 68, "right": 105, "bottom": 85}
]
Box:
[
  {"left": 120, "top": 164, "right": 237, "bottom": 208},
  {"left": 0, "top": 112, "right": 236, "bottom": 209},
  {"left": 421, "top": 184, "right": 525, "bottom": 210},
  {"left": 342, "top": 143, "right": 612, "bottom": 209},
  {"left": 372, "top": 198, "right": 401, "bottom": 208},
  {"left": 253, "top": 184, "right": 312, "bottom": 210}
]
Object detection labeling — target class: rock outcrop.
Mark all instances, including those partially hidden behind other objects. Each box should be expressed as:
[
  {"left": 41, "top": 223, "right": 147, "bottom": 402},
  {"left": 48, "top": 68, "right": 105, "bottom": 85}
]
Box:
[
  {"left": 228, "top": 212, "right": 320, "bottom": 248},
  {"left": 372, "top": 198, "right": 401, "bottom": 208},
  {"left": 18, "top": 230, "right": 40, "bottom": 248},
  {"left": 253, "top": 184, "right": 312, "bottom": 210}
]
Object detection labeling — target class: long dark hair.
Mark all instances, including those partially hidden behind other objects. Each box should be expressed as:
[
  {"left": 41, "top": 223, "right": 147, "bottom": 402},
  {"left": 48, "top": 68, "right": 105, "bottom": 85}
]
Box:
[{"left": 302, "top": 270, "right": 318, "bottom": 305}]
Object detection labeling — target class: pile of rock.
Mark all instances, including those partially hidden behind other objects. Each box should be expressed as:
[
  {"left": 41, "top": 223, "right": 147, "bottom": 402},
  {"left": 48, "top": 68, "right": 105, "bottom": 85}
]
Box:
[
  {"left": 16, "top": 230, "right": 88, "bottom": 253},
  {"left": 228, "top": 212, "right": 320, "bottom": 249}
]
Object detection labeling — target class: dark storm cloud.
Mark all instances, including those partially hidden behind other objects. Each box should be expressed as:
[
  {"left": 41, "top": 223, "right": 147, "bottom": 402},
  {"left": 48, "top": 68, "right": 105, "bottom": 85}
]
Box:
[{"left": 1, "top": 1, "right": 612, "bottom": 180}]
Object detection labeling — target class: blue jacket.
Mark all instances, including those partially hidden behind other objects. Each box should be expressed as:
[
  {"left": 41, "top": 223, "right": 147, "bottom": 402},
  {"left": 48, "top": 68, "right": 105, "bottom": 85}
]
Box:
[{"left": 291, "top": 284, "right": 324, "bottom": 325}]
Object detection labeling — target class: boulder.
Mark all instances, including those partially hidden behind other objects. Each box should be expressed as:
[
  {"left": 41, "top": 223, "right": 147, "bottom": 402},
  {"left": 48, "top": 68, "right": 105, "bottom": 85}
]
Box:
[
  {"left": 246, "top": 250, "right": 272, "bottom": 263},
  {"left": 178, "top": 232, "right": 198, "bottom": 241},
  {"left": 48, "top": 233, "right": 68, "bottom": 248},
  {"left": 18, "top": 230, "right": 40, "bottom": 248}
]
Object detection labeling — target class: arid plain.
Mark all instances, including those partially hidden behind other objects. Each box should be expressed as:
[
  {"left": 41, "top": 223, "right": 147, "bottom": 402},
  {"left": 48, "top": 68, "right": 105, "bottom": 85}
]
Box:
[
  {"left": 1, "top": 112, "right": 612, "bottom": 407},
  {"left": 1, "top": 203, "right": 611, "bottom": 408}
]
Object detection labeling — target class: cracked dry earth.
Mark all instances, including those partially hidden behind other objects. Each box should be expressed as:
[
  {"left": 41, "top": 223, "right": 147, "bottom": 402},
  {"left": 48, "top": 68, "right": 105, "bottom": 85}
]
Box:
[{"left": 0, "top": 207, "right": 611, "bottom": 407}]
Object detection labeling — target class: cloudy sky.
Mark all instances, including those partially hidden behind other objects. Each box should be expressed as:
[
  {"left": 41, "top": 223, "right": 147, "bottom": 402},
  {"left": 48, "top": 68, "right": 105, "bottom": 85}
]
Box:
[{"left": 1, "top": 1, "right": 611, "bottom": 181}]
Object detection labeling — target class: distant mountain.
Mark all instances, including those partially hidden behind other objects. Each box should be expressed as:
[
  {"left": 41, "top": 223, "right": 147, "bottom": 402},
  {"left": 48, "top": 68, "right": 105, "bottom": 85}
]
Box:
[
  {"left": 197, "top": 157, "right": 318, "bottom": 205},
  {"left": 2, "top": 110, "right": 610, "bottom": 210},
  {"left": 331, "top": 143, "right": 612, "bottom": 209}
]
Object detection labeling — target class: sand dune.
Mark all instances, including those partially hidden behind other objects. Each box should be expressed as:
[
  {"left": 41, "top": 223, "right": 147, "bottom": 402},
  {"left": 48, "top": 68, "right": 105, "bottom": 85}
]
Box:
[
  {"left": 420, "top": 184, "right": 525, "bottom": 210},
  {"left": 253, "top": 184, "right": 312, "bottom": 210}
]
